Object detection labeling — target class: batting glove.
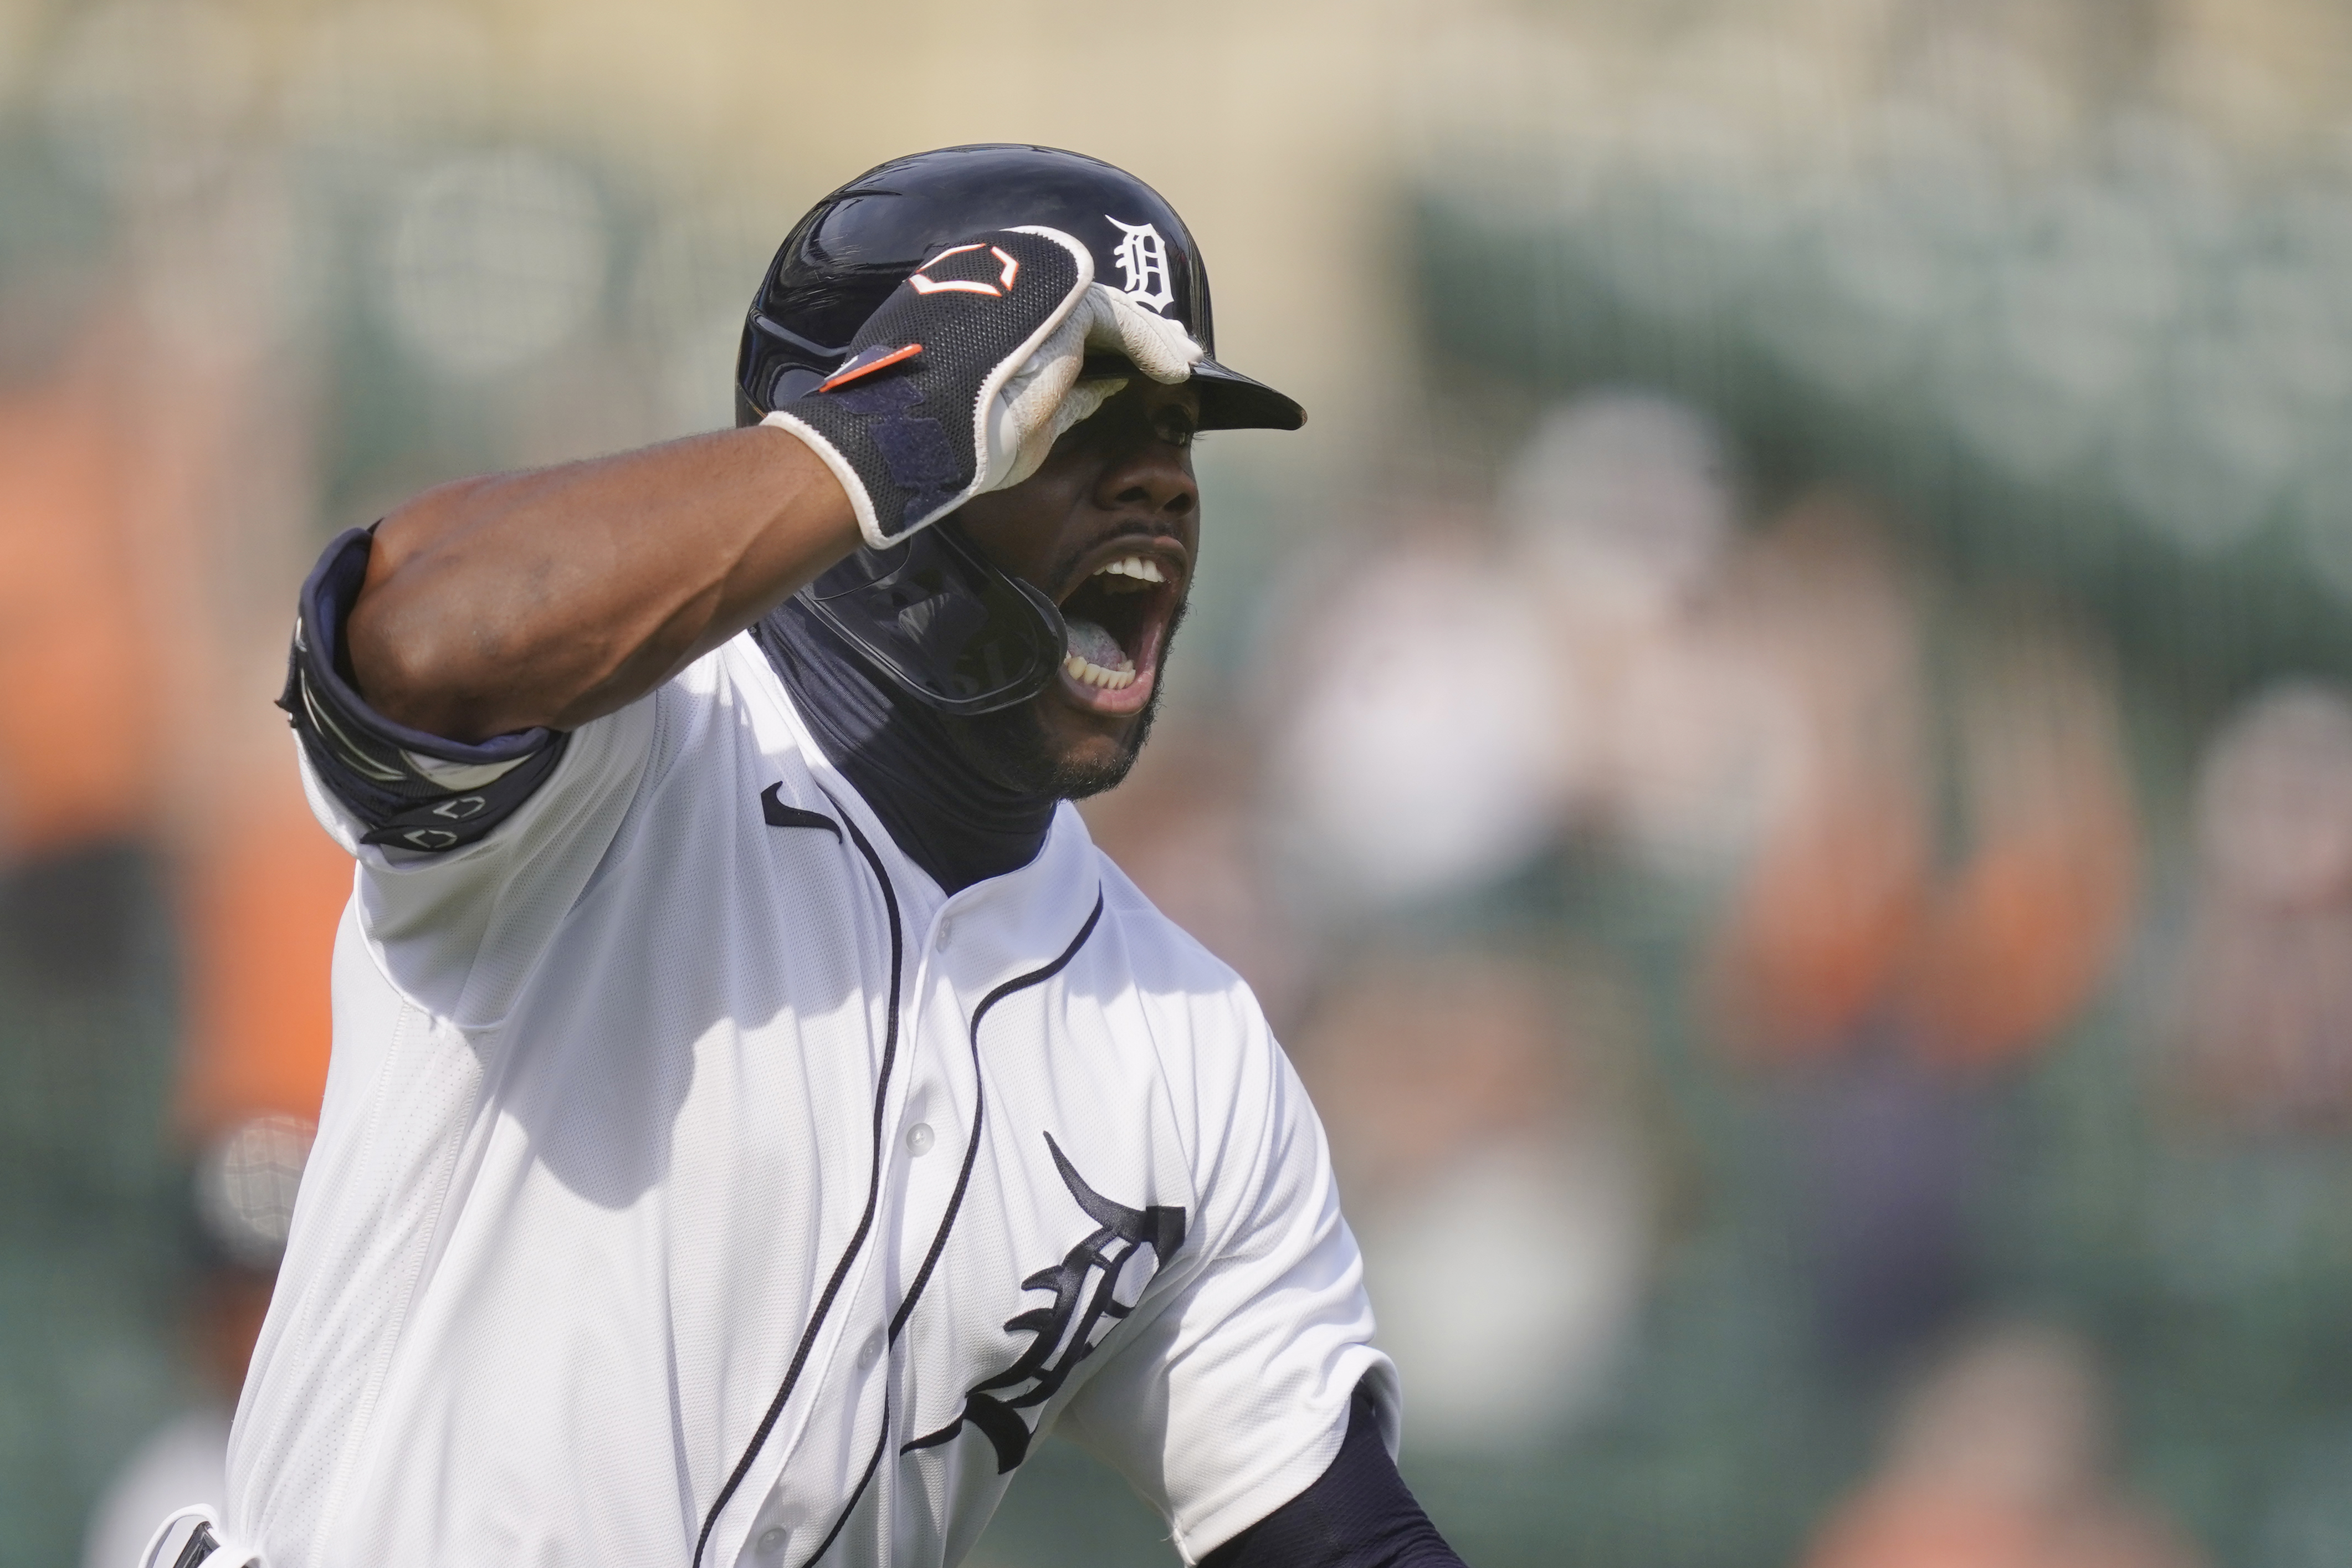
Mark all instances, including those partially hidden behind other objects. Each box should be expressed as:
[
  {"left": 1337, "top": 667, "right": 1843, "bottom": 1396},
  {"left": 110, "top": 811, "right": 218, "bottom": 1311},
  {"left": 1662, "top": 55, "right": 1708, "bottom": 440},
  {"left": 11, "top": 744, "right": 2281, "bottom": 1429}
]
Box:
[{"left": 762, "top": 226, "right": 1202, "bottom": 550}]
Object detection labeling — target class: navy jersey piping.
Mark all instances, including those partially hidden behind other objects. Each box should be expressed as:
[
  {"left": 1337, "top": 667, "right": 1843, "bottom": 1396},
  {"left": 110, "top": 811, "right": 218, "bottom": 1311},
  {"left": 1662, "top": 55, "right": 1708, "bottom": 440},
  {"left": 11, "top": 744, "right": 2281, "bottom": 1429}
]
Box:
[
  {"left": 799, "top": 1420, "right": 890, "bottom": 1567},
  {"left": 799, "top": 891, "right": 1104, "bottom": 1565},
  {"left": 692, "top": 805, "right": 903, "bottom": 1568},
  {"left": 888, "top": 894, "right": 1105, "bottom": 1433}
]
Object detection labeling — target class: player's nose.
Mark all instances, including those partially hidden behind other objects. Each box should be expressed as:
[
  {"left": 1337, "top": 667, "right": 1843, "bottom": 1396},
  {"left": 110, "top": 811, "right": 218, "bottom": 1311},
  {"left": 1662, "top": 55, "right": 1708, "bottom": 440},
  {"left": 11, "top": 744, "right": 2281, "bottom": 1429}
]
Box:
[{"left": 1092, "top": 430, "right": 1197, "bottom": 521}]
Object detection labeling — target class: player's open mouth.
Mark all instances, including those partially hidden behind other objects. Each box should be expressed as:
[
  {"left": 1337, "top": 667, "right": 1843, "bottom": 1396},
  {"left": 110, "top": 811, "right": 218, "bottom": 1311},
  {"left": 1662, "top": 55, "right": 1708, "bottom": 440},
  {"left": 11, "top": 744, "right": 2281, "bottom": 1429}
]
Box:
[{"left": 1052, "top": 542, "right": 1182, "bottom": 717}]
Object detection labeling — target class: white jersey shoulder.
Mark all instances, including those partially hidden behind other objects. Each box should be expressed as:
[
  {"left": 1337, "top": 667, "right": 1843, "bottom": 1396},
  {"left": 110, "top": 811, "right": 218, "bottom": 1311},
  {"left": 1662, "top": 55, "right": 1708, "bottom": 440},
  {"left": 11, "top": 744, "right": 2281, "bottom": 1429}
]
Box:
[{"left": 232, "top": 635, "right": 1390, "bottom": 1568}]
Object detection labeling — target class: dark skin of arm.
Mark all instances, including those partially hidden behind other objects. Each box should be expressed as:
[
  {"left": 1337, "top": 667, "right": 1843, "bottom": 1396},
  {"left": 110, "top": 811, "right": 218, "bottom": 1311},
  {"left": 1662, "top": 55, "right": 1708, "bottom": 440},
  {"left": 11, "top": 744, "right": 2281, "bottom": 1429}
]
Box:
[
  {"left": 347, "top": 427, "right": 860, "bottom": 742},
  {"left": 346, "top": 380, "right": 1201, "bottom": 752}
]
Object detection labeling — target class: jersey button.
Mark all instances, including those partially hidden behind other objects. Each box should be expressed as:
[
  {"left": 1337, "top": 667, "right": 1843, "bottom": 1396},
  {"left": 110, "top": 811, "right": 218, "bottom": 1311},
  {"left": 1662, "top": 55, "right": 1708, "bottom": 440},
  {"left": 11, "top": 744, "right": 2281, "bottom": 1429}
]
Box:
[
  {"left": 934, "top": 918, "right": 955, "bottom": 952},
  {"left": 756, "top": 1526, "right": 787, "bottom": 1555},
  {"left": 856, "top": 1330, "right": 884, "bottom": 1369},
  {"left": 905, "top": 1122, "right": 935, "bottom": 1156}
]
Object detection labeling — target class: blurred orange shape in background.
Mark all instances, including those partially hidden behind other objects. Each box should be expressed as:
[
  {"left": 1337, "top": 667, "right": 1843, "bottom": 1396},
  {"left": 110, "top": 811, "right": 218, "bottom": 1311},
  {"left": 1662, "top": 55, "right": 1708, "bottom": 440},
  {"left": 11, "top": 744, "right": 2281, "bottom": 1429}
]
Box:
[
  {"left": 178, "top": 781, "right": 349, "bottom": 1133},
  {"left": 0, "top": 322, "right": 342, "bottom": 1136},
  {"left": 0, "top": 363, "right": 156, "bottom": 855},
  {"left": 1712, "top": 791, "right": 1930, "bottom": 1064},
  {"left": 1703, "top": 506, "right": 2138, "bottom": 1075}
]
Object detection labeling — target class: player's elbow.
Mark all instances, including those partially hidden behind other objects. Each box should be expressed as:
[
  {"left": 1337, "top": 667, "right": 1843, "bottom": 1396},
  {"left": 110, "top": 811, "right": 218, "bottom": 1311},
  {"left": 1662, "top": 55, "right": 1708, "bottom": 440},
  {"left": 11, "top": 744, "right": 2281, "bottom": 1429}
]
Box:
[
  {"left": 346, "top": 595, "right": 513, "bottom": 742},
  {"left": 346, "top": 480, "right": 540, "bottom": 742}
]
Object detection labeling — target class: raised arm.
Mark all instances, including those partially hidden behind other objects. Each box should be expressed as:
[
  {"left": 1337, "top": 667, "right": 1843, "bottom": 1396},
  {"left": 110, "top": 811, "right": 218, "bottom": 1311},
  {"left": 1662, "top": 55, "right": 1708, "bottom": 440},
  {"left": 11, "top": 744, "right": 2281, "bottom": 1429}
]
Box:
[
  {"left": 348, "top": 428, "right": 856, "bottom": 743},
  {"left": 351, "top": 223, "right": 1192, "bottom": 746}
]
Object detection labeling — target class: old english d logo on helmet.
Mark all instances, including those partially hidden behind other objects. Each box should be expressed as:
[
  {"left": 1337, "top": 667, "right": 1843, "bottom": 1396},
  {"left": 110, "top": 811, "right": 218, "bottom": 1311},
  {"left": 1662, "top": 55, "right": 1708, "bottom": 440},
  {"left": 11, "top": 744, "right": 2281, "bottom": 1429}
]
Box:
[{"left": 1105, "top": 219, "right": 1174, "bottom": 314}]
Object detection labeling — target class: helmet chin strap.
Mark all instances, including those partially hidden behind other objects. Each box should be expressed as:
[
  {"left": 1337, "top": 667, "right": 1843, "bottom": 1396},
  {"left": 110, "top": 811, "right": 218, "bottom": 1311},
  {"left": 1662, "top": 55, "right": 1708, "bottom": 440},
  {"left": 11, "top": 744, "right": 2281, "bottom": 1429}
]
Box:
[{"left": 792, "top": 520, "right": 1067, "bottom": 716}]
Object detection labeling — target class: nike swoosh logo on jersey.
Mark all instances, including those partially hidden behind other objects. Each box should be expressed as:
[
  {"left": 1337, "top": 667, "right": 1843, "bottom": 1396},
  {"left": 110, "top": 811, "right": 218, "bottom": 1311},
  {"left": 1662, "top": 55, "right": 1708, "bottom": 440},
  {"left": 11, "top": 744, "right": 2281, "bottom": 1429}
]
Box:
[{"left": 760, "top": 782, "right": 842, "bottom": 839}]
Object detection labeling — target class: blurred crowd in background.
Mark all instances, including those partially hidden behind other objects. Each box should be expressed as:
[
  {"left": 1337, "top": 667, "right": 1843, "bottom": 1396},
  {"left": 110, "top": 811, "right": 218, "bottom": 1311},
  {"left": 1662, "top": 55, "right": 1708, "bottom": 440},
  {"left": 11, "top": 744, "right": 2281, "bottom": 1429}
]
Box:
[{"left": 3, "top": 0, "right": 2351, "bottom": 1565}]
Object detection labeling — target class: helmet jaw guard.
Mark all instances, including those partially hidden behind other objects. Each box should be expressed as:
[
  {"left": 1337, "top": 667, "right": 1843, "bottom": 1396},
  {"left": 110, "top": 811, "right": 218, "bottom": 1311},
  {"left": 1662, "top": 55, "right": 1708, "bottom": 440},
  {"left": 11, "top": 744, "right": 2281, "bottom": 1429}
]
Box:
[
  {"left": 796, "top": 523, "right": 1068, "bottom": 716},
  {"left": 741, "top": 144, "right": 1304, "bottom": 715}
]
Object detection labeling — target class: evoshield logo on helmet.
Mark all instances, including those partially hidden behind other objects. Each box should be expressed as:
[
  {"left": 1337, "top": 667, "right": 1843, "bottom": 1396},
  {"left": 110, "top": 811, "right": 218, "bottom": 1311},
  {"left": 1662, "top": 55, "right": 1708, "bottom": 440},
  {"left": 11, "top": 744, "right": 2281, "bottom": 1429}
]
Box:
[
  {"left": 1105, "top": 218, "right": 1175, "bottom": 314},
  {"left": 908, "top": 242, "right": 1022, "bottom": 297}
]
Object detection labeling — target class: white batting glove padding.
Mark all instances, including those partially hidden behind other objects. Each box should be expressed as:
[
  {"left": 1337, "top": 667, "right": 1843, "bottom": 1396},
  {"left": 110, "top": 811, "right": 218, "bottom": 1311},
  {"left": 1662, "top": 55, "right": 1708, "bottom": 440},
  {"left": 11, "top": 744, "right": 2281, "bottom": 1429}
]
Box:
[{"left": 986, "top": 283, "right": 1206, "bottom": 490}]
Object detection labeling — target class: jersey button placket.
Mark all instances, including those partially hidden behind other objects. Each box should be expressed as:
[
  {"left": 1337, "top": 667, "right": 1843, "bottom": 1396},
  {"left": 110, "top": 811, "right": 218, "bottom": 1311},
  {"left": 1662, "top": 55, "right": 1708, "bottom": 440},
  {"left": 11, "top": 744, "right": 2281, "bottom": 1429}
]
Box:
[
  {"left": 745, "top": 883, "right": 931, "bottom": 1568},
  {"left": 744, "top": 1505, "right": 801, "bottom": 1567},
  {"left": 895, "top": 936, "right": 979, "bottom": 1371}
]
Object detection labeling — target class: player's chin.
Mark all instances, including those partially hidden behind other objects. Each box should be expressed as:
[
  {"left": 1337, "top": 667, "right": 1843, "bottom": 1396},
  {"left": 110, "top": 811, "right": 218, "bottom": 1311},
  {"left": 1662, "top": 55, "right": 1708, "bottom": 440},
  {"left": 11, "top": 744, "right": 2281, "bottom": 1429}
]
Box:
[{"left": 1032, "top": 686, "right": 1159, "bottom": 800}]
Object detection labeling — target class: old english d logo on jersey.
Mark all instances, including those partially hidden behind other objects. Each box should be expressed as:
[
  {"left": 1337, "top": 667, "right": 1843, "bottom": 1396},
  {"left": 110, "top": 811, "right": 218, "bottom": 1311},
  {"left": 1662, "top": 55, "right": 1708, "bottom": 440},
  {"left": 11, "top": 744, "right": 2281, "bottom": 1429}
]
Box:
[
  {"left": 907, "top": 1133, "right": 1187, "bottom": 1473},
  {"left": 1105, "top": 218, "right": 1175, "bottom": 315}
]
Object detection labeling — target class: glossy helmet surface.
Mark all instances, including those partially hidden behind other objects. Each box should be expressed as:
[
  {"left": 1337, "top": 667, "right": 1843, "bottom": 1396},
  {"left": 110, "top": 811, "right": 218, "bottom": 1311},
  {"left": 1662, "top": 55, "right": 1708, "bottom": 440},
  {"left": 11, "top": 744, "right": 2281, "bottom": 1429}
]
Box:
[
  {"left": 735, "top": 142, "right": 1304, "bottom": 432},
  {"left": 738, "top": 145, "right": 1303, "bottom": 715}
]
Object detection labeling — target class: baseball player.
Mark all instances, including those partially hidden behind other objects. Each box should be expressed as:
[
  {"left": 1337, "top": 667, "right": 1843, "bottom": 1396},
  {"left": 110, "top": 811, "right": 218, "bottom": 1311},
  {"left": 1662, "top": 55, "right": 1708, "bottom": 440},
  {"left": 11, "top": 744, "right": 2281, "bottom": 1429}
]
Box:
[{"left": 145, "top": 145, "right": 1468, "bottom": 1568}]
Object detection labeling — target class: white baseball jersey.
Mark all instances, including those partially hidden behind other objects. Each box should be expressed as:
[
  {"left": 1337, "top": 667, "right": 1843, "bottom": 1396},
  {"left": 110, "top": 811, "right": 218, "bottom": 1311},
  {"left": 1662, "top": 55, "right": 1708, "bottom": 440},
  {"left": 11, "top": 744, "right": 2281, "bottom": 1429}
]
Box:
[{"left": 227, "top": 631, "right": 1393, "bottom": 1568}]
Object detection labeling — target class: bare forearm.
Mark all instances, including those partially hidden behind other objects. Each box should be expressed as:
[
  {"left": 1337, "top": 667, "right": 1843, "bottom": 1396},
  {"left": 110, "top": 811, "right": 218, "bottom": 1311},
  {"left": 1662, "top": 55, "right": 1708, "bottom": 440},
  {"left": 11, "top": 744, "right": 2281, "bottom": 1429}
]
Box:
[{"left": 347, "top": 426, "right": 857, "bottom": 740}]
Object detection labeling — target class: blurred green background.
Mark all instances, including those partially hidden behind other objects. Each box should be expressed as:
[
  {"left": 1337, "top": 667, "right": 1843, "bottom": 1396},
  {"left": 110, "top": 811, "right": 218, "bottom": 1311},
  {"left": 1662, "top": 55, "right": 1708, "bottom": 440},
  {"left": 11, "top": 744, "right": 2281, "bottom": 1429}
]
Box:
[{"left": 4, "top": 1, "right": 2352, "bottom": 1565}]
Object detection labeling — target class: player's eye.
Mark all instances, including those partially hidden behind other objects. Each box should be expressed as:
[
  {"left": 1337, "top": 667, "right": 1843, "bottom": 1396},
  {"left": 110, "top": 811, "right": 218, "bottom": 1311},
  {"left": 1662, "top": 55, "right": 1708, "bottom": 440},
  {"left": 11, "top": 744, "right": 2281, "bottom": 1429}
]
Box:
[{"left": 1157, "top": 412, "right": 1198, "bottom": 449}]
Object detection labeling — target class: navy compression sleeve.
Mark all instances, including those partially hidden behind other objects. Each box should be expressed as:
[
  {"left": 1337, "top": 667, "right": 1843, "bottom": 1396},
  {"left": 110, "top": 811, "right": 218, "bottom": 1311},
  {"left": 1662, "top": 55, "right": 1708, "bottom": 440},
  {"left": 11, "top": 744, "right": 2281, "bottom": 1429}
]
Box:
[
  {"left": 278, "top": 527, "right": 567, "bottom": 853},
  {"left": 1198, "top": 1383, "right": 1465, "bottom": 1568}
]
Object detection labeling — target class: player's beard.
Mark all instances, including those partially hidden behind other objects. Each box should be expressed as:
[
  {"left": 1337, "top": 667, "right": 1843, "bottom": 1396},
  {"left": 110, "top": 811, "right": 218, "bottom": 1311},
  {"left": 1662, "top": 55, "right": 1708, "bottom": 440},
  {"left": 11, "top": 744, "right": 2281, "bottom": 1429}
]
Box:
[{"left": 941, "top": 597, "right": 1184, "bottom": 801}]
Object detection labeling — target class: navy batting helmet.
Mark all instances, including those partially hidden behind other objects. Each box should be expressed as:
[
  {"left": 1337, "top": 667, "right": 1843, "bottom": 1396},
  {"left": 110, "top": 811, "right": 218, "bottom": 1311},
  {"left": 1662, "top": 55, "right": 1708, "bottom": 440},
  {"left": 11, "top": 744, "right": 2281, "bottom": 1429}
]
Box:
[
  {"left": 736, "top": 143, "right": 1304, "bottom": 434},
  {"left": 740, "top": 145, "right": 1304, "bottom": 715}
]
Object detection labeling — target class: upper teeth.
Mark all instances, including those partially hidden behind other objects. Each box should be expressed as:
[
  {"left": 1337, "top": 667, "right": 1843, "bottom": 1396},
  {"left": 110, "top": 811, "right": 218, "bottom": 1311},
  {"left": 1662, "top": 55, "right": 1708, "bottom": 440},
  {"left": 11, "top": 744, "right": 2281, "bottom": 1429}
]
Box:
[{"left": 1093, "top": 555, "right": 1165, "bottom": 584}]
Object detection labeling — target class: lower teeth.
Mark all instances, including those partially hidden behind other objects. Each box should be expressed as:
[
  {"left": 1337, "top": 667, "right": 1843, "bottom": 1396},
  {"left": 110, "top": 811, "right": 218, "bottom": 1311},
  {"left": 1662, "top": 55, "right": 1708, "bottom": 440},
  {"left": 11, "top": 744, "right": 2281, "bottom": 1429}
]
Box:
[{"left": 1063, "top": 616, "right": 1136, "bottom": 689}]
